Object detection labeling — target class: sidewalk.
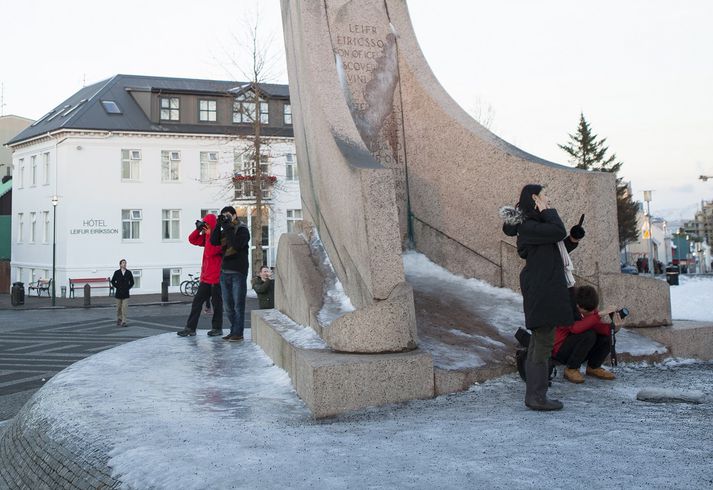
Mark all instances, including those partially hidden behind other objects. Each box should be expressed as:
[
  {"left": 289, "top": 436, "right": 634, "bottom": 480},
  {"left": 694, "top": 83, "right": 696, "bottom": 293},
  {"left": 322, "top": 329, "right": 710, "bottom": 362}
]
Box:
[{"left": 0, "top": 291, "right": 192, "bottom": 310}]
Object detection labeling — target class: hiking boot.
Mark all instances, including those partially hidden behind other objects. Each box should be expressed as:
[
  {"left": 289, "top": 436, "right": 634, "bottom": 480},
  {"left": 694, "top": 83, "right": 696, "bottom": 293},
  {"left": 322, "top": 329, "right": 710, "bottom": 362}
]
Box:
[
  {"left": 207, "top": 329, "right": 223, "bottom": 337},
  {"left": 121, "top": 323, "right": 128, "bottom": 328},
  {"left": 222, "top": 334, "right": 232, "bottom": 340},
  {"left": 228, "top": 335, "right": 244, "bottom": 342},
  {"left": 564, "top": 368, "right": 585, "bottom": 384},
  {"left": 177, "top": 328, "right": 196, "bottom": 337},
  {"left": 586, "top": 366, "right": 616, "bottom": 380}
]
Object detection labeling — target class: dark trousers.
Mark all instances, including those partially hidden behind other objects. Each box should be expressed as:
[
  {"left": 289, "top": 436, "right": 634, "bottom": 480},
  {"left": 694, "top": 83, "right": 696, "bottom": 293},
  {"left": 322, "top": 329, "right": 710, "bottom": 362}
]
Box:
[
  {"left": 185, "top": 282, "right": 223, "bottom": 331},
  {"left": 554, "top": 330, "right": 610, "bottom": 369}
]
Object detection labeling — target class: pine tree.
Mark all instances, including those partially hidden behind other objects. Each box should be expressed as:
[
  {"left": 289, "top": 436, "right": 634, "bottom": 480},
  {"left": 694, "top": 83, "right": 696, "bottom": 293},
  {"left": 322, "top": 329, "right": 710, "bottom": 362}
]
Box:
[{"left": 559, "top": 113, "right": 639, "bottom": 249}]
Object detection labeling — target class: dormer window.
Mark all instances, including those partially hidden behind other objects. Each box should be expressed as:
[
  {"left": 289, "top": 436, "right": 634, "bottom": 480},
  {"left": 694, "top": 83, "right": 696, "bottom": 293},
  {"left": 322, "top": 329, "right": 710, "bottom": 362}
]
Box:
[
  {"left": 233, "top": 90, "right": 268, "bottom": 124},
  {"left": 283, "top": 103, "right": 292, "bottom": 125},
  {"left": 160, "top": 97, "right": 180, "bottom": 121},
  {"left": 199, "top": 100, "right": 217, "bottom": 122}
]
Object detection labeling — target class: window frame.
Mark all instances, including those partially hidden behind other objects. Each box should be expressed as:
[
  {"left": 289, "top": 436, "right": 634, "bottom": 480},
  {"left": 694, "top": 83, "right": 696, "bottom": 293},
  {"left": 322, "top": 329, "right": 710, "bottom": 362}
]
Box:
[
  {"left": 43, "top": 153, "right": 50, "bottom": 185},
  {"left": 43, "top": 211, "right": 50, "bottom": 243},
  {"left": 200, "top": 151, "right": 219, "bottom": 182},
  {"left": 121, "top": 209, "right": 142, "bottom": 240},
  {"left": 162, "top": 209, "right": 181, "bottom": 240},
  {"left": 161, "top": 150, "right": 181, "bottom": 182},
  {"left": 17, "top": 213, "right": 24, "bottom": 242},
  {"left": 283, "top": 103, "right": 292, "bottom": 125},
  {"left": 159, "top": 96, "right": 180, "bottom": 121},
  {"left": 285, "top": 153, "right": 298, "bottom": 181},
  {"left": 198, "top": 99, "right": 218, "bottom": 122},
  {"left": 30, "top": 156, "right": 37, "bottom": 186},
  {"left": 286, "top": 209, "right": 303, "bottom": 234},
  {"left": 29, "top": 212, "right": 36, "bottom": 243},
  {"left": 121, "top": 149, "right": 141, "bottom": 181}
]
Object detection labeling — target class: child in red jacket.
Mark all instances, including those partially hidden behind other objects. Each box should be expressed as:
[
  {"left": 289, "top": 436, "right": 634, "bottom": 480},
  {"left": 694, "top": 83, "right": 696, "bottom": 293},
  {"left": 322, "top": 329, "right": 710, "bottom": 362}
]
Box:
[{"left": 552, "top": 285, "right": 623, "bottom": 383}]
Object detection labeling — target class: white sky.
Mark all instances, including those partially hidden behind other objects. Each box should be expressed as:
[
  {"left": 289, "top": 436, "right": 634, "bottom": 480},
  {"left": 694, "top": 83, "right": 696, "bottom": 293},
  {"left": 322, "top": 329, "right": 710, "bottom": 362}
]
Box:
[{"left": 1, "top": 0, "right": 711, "bottom": 218}]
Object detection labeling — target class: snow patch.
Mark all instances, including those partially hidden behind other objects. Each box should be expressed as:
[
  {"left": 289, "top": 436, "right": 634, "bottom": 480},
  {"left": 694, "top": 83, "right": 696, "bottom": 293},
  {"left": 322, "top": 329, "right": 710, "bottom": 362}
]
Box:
[
  {"left": 670, "top": 274, "right": 713, "bottom": 321},
  {"left": 262, "top": 309, "right": 328, "bottom": 350},
  {"left": 615, "top": 328, "right": 668, "bottom": 356}
]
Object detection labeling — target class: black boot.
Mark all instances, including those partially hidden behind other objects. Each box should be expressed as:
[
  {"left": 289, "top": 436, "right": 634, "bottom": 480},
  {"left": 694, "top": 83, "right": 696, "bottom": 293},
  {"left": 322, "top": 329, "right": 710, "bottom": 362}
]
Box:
[
  {"left": 177, "top": 328, "right": 196, "bottom": 337},
  {"left": 525, "top": 360, "right": 563, "bottom": 411}
]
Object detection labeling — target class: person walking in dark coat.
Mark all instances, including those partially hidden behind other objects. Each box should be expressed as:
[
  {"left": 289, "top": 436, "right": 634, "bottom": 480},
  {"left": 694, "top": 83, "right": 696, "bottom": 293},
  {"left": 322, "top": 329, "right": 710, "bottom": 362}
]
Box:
[
  {"left": 501, "top": 184, "right": 581, "bottom": 411},
  {"left": 111, "top": 259, "right": 134, "bottom": 327}
]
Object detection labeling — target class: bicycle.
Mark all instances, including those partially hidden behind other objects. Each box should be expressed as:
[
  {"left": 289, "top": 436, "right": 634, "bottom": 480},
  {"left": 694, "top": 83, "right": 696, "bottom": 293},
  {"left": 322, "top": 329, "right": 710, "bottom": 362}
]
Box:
[{"left": 180, "top": 273, "right": 200, "bottom": 296}]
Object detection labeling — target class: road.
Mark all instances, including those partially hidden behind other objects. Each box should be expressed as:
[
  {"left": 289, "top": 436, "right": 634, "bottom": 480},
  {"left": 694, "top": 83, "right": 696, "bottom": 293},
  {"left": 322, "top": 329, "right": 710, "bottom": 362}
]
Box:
[{"left": 0, "top": 301, "right": 257, "bottom": 422}]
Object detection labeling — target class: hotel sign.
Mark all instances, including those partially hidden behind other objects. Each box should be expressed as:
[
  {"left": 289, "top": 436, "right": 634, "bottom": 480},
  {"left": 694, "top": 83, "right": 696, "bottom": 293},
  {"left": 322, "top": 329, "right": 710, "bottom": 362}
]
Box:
[{"left": 70, "top": 219, "right": 119, "bottom": 235}]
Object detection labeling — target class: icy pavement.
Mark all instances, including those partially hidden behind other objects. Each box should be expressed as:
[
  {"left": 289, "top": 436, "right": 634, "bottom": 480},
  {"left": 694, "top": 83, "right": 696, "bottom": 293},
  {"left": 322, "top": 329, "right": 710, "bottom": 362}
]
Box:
[{"left": 18, "top": 332, "right": 713, "bottom": 489}]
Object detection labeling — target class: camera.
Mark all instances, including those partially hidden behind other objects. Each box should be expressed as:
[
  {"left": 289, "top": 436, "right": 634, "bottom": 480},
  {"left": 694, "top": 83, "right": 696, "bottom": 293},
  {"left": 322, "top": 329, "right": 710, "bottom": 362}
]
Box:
[
  {"left": 609, "top": 307, "right": 629, "bottom": 319},
  {"left": 195, "top": 220, "right": 207, "bottom": 231},
  {"left": 218, "top": 214, "right": 232, "bottom": 225}
]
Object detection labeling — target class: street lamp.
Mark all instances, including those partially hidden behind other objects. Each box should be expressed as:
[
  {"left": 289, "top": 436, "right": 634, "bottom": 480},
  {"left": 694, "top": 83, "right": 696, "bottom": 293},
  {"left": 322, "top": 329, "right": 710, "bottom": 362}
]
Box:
[
  {"left": 51, "top": 195, "right": 58, "bottom": 306},
  {"left": 643, "top": 190, "right": 655, "bottom": 277},
  {"left": 699, "top": 175, "right": 713, "bottom": 182}
]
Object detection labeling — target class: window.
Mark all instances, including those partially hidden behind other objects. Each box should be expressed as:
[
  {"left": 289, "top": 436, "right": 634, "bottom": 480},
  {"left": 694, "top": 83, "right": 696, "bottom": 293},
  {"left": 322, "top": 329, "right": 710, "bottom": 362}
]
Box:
[
  {"left": 61, "top": 99, "right": 86, "bottom": 117},
  {"left": 200, "top": 151, "right": 219, "bottom": 182},
  {"left": 285, "top": 153, "right": 298, "bottom": 181},
  {"left": 262, "top": 224, "right": 269, "bottom": 247},
  {"left": 132, "top": 270, "right": 142, "bottom": 289},
  {"left": 201, "top": 209, "right": 219, "bottom": 217},
  {"left": 16, "top": 267, "right": 23, "bottom": 283},
  {"left": 17, "top": 159, "right": 24, "bottom": 188},
  {"left": 101, "top": 100, "right": 122, "bottom": 114},
  {"left": 31, "top": 156, "right": 37, "bottom": 186},
  {"left": 162, "top": 209, "right": 180, "bottom": 240},
  {"left": 30, "top": 212, "right": 36, "bottom": 243},
  {"left": 43, "top": 153, "right": 50, "bottom": 185},
  {"left": 17, "top": 213, "right": 24, "bottom": 242},
  {"left": 199, "top": 100, "right": 217, "bottom": 122},
  {"left": 121, "top": 209, "right": 142, "bottom": 240},
  {"left": 283, "top": 103, "right": 292, "bottom": 125},
  {"left": 233, "top": 90, "right": 268, "bottom": 124},
  {"left": 286, "top": 209, "right": 303, "bottom": 233},
  {"left": 160, "top": 97, "right": 180, "bottom": 121},
  {"left": 161, "top": 150, "right": 180, "bottom": 181},
  {"left": 170, "top": 268, "right": 181, "bottom": 287},
  {"left": 121, "top": 149, "right": 141, "bottom": 181},
  {"left": 43, "top": 211, "right": 50, "bottom": 243}
]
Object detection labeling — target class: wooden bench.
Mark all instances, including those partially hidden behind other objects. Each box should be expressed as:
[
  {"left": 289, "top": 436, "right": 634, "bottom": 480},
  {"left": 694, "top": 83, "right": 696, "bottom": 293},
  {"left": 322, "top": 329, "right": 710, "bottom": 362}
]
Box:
[
  {"left": 28, "top": 278, "right": 52, "bottom": 297},
  {"left": 69, "top": 277, "right": 114, "bottom": 298}
]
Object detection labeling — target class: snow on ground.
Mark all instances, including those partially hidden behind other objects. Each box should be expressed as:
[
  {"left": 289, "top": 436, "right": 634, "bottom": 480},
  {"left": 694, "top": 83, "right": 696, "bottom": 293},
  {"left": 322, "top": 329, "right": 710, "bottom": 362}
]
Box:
[
  {"left": 670, "top": 274, "right": 713, "bottom": 321},
  {"left": 22, "top": 334, "right": 713, "bottom": 489}
]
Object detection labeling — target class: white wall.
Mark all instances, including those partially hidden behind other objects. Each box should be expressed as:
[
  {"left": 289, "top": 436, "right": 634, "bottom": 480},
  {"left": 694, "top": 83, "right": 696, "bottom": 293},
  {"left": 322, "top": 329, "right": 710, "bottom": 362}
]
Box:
[{"left": 11, "top": 132, "right": 299, "bottom": 294}]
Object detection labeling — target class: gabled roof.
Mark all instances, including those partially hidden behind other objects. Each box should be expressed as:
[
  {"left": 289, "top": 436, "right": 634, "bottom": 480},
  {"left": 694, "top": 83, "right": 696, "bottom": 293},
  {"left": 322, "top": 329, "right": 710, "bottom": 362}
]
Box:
[{"left": 7, "top": 74, "right": 291, "bottom": 146}]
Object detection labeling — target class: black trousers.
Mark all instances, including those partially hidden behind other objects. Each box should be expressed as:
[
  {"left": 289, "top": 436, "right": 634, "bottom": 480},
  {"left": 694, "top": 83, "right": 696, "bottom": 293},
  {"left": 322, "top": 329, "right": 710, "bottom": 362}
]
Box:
[
  {"left": 554, "top": 329, "right": 610, "bottom": 369},
  {"left": 185, "top": 282, "right": 223, "bottom": 331}
]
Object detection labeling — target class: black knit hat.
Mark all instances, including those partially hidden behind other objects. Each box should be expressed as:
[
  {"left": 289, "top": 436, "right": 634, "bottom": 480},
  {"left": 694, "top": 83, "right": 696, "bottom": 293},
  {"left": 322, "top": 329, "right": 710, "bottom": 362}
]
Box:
[{"left": 518, "top": 184, "right": 543, "bottom": 214}]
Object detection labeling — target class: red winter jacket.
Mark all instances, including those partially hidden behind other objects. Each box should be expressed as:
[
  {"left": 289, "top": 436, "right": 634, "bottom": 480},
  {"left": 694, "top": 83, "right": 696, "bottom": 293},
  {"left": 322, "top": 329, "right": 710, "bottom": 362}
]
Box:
[
  {"left": 552, "top": 310, "right": 611, "bottom": 356},
  {"left": 188, "top": 214, "right": 222, "bottom": 285}
]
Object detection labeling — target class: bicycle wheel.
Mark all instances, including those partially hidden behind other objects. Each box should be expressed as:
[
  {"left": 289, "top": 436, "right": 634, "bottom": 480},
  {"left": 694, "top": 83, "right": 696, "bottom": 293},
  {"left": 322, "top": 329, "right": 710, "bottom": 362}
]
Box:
[
  {"left": 189, "top": 280, "right": 199, "bottom": 296},
  {"left": 180, "top": 280, "right": 191, "bottom": 296}
]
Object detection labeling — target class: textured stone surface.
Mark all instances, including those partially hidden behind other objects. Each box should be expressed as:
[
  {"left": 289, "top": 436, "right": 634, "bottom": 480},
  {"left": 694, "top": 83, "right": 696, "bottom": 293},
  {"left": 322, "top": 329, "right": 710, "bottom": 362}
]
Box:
[
  {"left": 634, "top": 321, "right": 713, "bottom": 360},
  {"left": 252, "top": 309, "right": 433, "bottom": 418},
  {"left": 324, "top": 281, "right": 418, "bottom": 353}
]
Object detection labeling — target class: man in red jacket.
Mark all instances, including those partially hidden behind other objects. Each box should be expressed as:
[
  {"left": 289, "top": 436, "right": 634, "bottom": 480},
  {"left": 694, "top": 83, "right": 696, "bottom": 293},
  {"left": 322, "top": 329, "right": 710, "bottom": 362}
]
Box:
[
  {"left": 552, "top": 285, "right": 623, "bottom": 383},
  {"left": 177, "top": 214, "right": 223, "bottom": 337}
]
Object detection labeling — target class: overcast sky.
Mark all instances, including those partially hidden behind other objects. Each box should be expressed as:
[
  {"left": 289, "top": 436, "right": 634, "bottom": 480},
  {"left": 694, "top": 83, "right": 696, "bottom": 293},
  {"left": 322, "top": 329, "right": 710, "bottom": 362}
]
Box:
[{"left": 1, "top": 0, "right": 711, "bottom": 219}]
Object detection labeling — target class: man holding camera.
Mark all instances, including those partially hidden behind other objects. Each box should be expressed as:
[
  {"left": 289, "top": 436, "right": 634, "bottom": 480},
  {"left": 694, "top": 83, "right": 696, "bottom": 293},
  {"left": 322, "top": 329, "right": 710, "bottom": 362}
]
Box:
[
  {"left": 210, "top": 206, "right": 250, "bottom": 341},
  {"left": 552, "top": 285, "right": 624, "bottom": 383},
  {"left": 177, "top": 214, "right": 224, "bottom": 337}
]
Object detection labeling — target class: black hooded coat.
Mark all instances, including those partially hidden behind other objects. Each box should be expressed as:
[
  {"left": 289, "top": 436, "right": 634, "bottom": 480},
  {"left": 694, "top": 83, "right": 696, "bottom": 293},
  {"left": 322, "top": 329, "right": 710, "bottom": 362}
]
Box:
[{"left": 504, "top": 208, "right": 578, "bottom": 330}]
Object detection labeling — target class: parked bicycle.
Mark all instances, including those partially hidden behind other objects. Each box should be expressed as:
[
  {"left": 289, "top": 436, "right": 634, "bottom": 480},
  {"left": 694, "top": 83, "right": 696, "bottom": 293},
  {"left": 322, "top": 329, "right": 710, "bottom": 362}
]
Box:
[{"left": 180, "top": 273, "right": 200, "bottom": 296}]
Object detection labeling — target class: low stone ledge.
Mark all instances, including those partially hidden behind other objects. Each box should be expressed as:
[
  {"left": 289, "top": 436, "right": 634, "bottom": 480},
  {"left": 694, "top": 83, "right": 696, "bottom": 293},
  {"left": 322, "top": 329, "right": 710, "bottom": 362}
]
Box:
[
  {"left": 252, "top": 309, "right": 434, "bottom": 418},
  {"left": 633, "top": 321, "right": 713, "bottom": 361}
]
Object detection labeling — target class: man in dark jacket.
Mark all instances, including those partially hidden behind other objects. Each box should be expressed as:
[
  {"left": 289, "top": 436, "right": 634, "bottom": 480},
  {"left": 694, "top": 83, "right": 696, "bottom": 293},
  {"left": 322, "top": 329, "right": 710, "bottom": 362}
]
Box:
[
  {"left": 252, "top": 265, "right": 275, "bottom": 309},
  {"left": 210, "top": 206, "right": 250, "bottom": 341},
  {"left": 111, "top": 259, "right": 134, "bottom": 327},
  {"left": 177, "top": 213, "right": 224, "bottom": 337}
]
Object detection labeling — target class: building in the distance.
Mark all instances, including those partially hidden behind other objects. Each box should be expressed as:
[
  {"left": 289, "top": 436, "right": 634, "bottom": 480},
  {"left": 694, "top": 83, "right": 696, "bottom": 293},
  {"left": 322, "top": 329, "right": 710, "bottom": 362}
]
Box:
[{"left": 7, "top": 75, "right": 299, "bottom": 294}]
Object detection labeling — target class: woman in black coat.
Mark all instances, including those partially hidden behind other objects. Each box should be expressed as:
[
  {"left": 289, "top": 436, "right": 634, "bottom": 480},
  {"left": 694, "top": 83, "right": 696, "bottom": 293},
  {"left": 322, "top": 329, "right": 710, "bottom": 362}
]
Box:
[{"left": 502, "top": 184, "right": 581, "bottom": 411}]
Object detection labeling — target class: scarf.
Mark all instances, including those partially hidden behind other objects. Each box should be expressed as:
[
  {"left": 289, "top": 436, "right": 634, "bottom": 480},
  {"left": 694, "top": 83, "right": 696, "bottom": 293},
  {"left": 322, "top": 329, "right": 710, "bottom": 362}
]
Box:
[{"left": 557, "top": 241, "right": 576, "bottom": 288}]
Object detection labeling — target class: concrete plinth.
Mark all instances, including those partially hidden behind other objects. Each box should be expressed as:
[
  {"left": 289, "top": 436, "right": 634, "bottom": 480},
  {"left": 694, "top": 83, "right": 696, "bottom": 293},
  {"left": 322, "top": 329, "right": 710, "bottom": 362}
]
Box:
[
  {"left": 633, "top": 321, "right": 713, "bottom": 360},
  {"left": 252, "top": 309, "right": 434, "bottom": 418}
]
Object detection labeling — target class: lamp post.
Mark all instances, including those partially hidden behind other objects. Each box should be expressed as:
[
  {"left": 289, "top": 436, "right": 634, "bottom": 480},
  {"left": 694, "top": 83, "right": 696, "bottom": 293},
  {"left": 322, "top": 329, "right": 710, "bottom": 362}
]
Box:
[
  {"left": 643, "top": 190, "right": 655, "bottom": 277},
  {"left": 699, "top": 175, "right": 713, "bottom": 182},
  {"left": 51, "top": 195, "right": 58, "bottom": 306}
]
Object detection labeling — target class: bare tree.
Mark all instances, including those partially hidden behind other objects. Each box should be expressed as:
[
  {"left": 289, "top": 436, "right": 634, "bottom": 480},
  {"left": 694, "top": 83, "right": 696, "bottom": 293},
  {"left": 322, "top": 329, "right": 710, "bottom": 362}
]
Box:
[
  {"left": 469, "top": 96, "right": 495, "bottom": 130},
  {"left": 222, "top": 5, "right": 283, "bottom": 273}
]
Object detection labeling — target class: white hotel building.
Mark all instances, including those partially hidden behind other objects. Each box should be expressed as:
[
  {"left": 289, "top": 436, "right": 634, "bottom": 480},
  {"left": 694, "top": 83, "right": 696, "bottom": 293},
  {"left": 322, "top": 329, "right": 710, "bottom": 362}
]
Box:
[{"left": 7, "top": 74, "right": 300, "bottom": 294}]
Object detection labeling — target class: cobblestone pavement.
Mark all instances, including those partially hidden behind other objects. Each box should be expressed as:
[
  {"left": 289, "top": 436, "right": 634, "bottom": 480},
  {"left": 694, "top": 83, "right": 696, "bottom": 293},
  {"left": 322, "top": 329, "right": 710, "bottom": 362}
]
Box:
[{"left": 0, "top": 299, "right": 257, "bottom": 422}]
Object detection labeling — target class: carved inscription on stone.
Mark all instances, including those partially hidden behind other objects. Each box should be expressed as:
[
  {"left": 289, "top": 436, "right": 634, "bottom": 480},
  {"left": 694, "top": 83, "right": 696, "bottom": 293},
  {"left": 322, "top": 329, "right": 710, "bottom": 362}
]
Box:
[{"left": 330, "top": 8, "right": 409, "bottom": 241}]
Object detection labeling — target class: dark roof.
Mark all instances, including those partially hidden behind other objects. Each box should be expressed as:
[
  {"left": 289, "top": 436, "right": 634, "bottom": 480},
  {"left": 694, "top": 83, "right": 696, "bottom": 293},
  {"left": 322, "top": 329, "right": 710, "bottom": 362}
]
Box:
[{"left": 7, "top": 74, "right": 291, "bottom": 146}]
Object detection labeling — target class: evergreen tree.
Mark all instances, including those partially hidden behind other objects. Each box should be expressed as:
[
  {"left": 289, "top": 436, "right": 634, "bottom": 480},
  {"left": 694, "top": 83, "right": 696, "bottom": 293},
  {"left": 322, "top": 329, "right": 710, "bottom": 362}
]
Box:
[{"left": 559, "top": 113, "right": 639, "bottom": 249}]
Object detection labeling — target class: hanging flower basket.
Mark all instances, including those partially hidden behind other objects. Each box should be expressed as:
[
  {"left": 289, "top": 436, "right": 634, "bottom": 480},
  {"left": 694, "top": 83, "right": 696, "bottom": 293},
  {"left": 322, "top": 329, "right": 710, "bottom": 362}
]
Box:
[{"left": 232, "top": 174, "right": 277, "bottom": 185}]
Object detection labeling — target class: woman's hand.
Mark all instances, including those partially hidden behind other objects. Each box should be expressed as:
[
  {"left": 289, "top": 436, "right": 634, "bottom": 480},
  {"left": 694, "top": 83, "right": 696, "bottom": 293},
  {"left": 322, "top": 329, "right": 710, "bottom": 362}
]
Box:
[{"left": 533, "top": 194, "right": 548, "bottom": 211}]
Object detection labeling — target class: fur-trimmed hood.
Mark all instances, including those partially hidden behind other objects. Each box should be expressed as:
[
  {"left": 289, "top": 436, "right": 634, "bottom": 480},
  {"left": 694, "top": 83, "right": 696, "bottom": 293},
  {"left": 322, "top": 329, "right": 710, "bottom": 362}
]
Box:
[{"left": 499, "top": 206, "right": 524, "bottom": 225}]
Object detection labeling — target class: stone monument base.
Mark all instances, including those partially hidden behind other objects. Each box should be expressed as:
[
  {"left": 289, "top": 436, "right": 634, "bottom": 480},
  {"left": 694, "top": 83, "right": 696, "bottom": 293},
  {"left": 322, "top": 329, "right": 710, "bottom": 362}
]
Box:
[
  {"left": 633, "top": 321, "right": 713, "bottom": 360},
  {"left": 252, "top": 309, "right": 434, "bottom": 418}
]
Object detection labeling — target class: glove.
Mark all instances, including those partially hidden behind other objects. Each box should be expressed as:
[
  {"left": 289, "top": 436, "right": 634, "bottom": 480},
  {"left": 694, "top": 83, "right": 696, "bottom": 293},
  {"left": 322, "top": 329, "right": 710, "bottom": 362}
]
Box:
[{"left": 570, "top": 224, "right": 585, "bottom": 239}]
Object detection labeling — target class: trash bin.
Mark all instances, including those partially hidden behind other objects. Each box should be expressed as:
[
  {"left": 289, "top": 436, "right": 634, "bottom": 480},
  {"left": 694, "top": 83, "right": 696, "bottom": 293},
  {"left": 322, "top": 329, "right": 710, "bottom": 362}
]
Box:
[
  {"left": 666, "top": 266, "right": 679, "bottom": 286},
  {"left": 11, "top": 282, "right": 25, "bottom": 306}
]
